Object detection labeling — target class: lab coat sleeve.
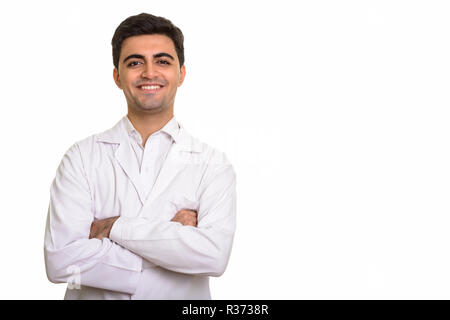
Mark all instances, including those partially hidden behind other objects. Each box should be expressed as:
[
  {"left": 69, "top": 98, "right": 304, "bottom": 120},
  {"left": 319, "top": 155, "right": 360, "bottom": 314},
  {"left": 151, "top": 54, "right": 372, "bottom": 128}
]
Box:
[
  {"left": 109, "top": 162, "right": 236, "bottom": 277},
  {"left": 44, "top": 143, "right": 143, "bottom": 294}
]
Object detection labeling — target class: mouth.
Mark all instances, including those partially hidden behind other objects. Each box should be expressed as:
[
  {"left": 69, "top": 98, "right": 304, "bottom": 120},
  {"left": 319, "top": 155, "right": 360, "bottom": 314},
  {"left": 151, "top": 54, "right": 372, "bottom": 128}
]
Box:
[{"left": 137, "top": 84, "right": 164, "bottom": 93}]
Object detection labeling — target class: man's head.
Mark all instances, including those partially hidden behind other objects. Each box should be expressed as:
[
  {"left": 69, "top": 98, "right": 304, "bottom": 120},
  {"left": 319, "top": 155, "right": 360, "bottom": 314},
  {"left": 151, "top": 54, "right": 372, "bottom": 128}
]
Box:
[
  {"left": 112, "top": 13, "right": 184, "bottom": 71},
  {"left": 111, "top": 13, "right": 186, "bottom": 115}
]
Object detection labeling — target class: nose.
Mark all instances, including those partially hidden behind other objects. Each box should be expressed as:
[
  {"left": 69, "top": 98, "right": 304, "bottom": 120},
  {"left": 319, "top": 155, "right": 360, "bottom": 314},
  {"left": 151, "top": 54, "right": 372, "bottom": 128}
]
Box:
[{"left": 141, "top": 62, "right": 158, "bottom": 79}]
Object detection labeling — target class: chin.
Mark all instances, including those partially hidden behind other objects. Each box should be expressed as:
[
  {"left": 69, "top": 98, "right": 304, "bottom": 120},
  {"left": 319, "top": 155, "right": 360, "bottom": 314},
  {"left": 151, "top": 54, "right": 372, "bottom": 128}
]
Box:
[{"left": 137, "top": 104, "right": 165, "bottom": 113}]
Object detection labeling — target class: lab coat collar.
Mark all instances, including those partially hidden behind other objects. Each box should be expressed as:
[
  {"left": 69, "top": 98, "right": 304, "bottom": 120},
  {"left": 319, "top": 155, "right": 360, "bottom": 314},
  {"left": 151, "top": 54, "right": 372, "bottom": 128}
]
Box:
[
  {"left": 95, "top": 116, "right": 203, "bottom": 205},
  {"left": 96, "top": 116, "right": 203, "bottom": 153},
  {"left": 122, "top": 115, "right": 180, "bottom": 145}
]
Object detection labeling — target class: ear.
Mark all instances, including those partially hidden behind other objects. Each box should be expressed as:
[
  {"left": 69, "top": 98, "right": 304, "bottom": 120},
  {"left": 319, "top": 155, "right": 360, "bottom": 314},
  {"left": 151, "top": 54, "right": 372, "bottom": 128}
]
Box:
[
  {"left": 113, "top": 68, "right": 122, "bottom": 89},
  {"left": 178, "top": 65, "right": 186, "bottom": 87}
]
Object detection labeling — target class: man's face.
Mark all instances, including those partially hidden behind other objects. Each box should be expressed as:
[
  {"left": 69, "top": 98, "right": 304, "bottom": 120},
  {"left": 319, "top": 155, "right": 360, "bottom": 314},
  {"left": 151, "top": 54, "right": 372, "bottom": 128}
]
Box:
[{"left": 113, "top": 34, "right": 186, "bottom": 115}]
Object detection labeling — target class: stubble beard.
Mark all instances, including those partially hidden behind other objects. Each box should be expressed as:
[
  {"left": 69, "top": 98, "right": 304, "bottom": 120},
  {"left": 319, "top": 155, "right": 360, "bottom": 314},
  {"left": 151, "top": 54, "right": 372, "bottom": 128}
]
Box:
[{"left": 130, "top": 94, "right": 167, "bottom": 115}]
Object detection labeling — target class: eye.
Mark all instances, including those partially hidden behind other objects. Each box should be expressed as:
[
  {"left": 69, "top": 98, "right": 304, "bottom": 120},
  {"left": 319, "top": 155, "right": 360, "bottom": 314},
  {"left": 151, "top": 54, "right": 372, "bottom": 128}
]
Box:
[
  {"left": 157, "top": 60, "right": 171, "bottom": 65},
  {"left": 127, "top": 61, "right": 142, "bottom": 67}
]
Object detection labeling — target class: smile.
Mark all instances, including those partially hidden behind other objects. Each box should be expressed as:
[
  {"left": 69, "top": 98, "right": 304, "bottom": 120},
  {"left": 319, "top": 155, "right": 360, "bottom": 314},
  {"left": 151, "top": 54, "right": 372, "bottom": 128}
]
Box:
[{"left": 138, "top": 84, "right": 164, "bottom": 93}]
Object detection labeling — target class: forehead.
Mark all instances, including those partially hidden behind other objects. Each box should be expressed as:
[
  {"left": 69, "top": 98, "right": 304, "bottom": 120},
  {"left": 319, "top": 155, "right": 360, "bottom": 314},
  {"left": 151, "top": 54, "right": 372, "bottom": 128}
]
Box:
[{"left": 120, "top": 34, "right": 177, "bottom": 58}]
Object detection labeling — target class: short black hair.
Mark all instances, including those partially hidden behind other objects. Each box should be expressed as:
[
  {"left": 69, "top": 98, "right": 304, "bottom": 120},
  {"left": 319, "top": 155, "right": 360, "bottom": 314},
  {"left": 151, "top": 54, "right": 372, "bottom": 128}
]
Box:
[{"left": 111, "top": 13, "right": 184, "bottom": 70}]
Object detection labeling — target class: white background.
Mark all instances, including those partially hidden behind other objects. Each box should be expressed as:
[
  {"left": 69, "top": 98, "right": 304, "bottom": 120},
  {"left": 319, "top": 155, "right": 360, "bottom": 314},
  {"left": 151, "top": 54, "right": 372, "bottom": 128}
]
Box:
[{"left": 0, "top": 0, "right": 450, "bottom": 299}]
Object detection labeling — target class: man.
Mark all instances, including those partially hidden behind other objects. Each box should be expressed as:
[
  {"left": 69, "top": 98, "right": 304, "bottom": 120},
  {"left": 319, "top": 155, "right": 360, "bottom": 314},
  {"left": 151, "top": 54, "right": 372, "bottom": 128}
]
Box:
[{"left": 44, "top": 13, "right": 236, "bottom": 300}]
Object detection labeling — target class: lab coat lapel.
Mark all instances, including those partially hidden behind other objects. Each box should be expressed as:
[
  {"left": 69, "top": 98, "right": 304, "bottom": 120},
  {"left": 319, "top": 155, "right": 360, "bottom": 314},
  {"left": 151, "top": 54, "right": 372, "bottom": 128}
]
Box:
[
  {"left": 145, "top": 126, "right": 203, "bottom": 205},
  {"left": 145, "top": 143, "right": 186, "bottom": 204},
  {"left": 97, "top": 118, "right": 147, "bottom": 206},
  {"left": 97, "top": 119, "right": 202, "bottom": 207},
  {"left": 114, "top": 138, "right": 147, "bottom": 205}
]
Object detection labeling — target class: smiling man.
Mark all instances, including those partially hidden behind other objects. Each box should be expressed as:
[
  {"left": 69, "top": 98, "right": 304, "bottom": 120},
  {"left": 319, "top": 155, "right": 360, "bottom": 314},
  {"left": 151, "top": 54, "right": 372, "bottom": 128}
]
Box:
[{"left": 44, "top": 13, "right": 236, "bottom": 300}]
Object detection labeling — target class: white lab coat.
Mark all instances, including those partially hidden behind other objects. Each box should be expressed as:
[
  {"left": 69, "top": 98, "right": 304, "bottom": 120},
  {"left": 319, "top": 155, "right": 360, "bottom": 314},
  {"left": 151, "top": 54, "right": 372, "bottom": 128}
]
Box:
[{"left": 44, "top": 117, "right": 236, "bottom": 299}]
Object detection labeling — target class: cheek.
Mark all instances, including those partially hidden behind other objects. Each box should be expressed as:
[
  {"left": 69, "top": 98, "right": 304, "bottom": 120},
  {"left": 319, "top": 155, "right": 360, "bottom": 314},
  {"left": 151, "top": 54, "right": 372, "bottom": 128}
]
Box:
[
  {"left": 119, "top": 70, "right": 137, "bottom": 86},
  {"left": 169, "top": 74, "right": 181, "bottom": 88}
]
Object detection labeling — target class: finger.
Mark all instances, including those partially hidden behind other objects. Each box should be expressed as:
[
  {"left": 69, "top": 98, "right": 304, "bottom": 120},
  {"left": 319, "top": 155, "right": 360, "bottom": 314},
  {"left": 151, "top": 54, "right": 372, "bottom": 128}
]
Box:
[
  {"left": 89, "top": 224, "right": 96, "bottom": 239},
  {"left": 184, "top": 216, "right": 197, "bottom": 227},
  {"left": 173, "top": 212, "right": 195, "bottom": 221},
  {"left": 171, "top": 211, "right": 198, "bottom": 226},
  {"left": 178, "top": 209, "right": 197, "bottom": 214},
  {"left": 186, "top": 219, "right": 197, "bottom": 227},
  {"left": 178, "top": 210, "right": 197, "bottom": 218},
  {"left": 173, "top": 216, "right": 196, "bottom": 226}
]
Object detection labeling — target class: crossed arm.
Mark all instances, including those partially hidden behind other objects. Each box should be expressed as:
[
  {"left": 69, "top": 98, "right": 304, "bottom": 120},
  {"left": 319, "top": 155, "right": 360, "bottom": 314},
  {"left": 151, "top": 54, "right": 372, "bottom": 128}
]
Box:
[
  {"left": 89, "top": 209, "right": 198, "bottom": 239},
  {"left": 44, "top": 143, "right": 236, "bottom": 294}
]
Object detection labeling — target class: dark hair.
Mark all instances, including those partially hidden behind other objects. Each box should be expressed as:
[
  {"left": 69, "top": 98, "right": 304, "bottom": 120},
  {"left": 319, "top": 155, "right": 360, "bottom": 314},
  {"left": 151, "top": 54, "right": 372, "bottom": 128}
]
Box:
[{"left": 111, "top": 13, "right": 184, "bottom": 70}]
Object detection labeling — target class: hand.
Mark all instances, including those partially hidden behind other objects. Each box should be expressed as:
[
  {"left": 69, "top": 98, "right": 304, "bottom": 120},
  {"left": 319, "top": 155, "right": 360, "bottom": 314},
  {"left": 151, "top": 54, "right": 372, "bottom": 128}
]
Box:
[
  {"left": 171, "top": 209, "right": 198, "bottom": 227},
  {"left": 89, "top": 216, "right": 119, "bottom": 239}
]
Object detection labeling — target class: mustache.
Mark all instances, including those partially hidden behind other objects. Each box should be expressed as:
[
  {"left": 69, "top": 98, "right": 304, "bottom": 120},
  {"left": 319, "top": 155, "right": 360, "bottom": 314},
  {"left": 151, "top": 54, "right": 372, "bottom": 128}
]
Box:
[{"left": 135, "top": 78, "right": 167, "bottom": 86}]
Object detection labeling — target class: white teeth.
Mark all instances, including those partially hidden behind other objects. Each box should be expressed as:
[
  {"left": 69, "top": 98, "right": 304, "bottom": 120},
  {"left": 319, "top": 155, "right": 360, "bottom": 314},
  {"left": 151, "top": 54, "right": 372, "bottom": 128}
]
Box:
[{"left": 141, "top": 85, "right": 161, "bottom": 90}]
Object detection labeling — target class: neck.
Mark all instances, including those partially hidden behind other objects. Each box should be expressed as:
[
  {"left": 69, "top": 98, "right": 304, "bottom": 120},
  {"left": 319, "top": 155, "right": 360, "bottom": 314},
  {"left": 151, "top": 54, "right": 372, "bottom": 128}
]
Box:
[{"left": 127, "top": 108, "right": 174, "bottom": 146}]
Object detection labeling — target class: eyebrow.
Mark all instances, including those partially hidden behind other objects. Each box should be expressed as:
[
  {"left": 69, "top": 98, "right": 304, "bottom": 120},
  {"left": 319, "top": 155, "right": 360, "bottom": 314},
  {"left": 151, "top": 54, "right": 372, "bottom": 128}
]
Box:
[
  {"left": 122, "top": 52, "right": 175, "bottom": 64},
  {"left": 154, "top": 52, "right": 175, "bottom": 60}
]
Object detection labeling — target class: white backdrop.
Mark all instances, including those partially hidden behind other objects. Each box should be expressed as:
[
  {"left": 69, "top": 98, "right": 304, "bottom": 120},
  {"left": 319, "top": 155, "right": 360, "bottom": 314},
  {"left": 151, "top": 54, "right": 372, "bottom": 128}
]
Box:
[{"left": 1, "top": 0, "right": 450, "bottom": 299}]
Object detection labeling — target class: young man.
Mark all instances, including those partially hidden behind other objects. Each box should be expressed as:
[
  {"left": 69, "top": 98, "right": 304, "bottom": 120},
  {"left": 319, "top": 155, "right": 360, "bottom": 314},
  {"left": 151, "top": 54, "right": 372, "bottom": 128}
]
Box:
[{"left": 44, "top": 13, "right": 236, "bottom": 300}]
